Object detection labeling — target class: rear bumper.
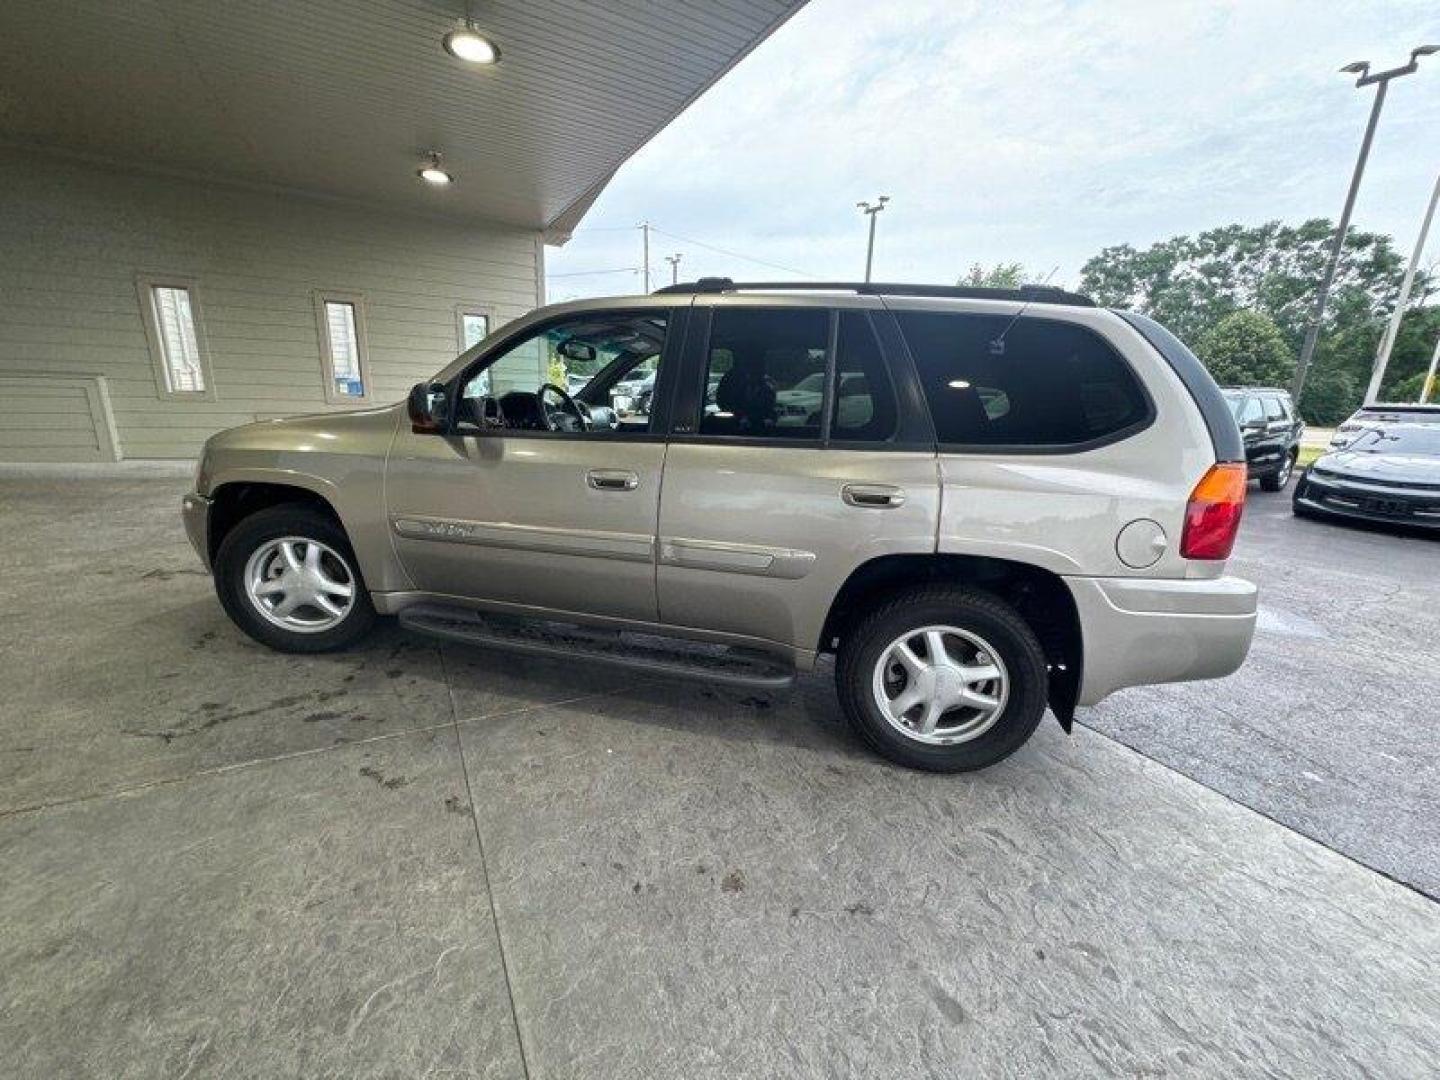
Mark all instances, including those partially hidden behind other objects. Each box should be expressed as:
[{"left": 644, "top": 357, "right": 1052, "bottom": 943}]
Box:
[
  {"left": 1065, "top": 575, "right": 1257, "bottom": 707},
  {"left": 1247, "top": 448, "right": 1290, "bottom": 476},
  {"left": 181, "top": 492, "right": 212, "bottom": 570}
]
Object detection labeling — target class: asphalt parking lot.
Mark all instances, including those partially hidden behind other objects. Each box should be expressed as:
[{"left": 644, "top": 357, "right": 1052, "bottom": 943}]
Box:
[
  {"left": 2, "top": 465, "right": 1438, "bottom": 1077},
  {"left": 1086, "top": 483, "right": 1440, "bottom": 900}
]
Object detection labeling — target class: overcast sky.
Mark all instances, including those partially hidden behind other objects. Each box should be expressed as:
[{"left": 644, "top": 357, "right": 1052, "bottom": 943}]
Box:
[{"left": 544, "top": 0, "right": 1440, "bottom": 301}]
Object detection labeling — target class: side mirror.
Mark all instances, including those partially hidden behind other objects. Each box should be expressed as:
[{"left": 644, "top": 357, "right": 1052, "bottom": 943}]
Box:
[
  {"left": 558, "top": 339, "right": 596, "bottom": 363},
  {"left": 408, "top": 381, "right": 449, "bottom": 434}
]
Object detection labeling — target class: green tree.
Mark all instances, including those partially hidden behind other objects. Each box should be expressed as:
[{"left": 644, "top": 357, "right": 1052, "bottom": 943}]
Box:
[
  {"left": 959, "top": 262, "right": 1026, "bottom": 289},
  {"left": 1391, "top": 370, "right": 1431, "bottom": 402},
  {"left": 1078, "top": 219, "right": 1428, "bottom": 422},
  {"left": 1195, "top": 310, "right": 1293, "bottom": 387},
  {"left": 1302, "top": 355, "right": 1362, "bottom": 425},
  {"left": 1378, "top": 305, "right": 1440, "bottom": 399},
  {"left": 546, "top": 354, "right": 568, "bottom": 387}
]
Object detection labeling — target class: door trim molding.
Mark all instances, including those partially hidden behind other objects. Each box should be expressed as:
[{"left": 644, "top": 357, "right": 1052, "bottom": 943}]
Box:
[
  {"left": 658, "top": 536, "right": 816, "bottom": 579},
  {"left": 391, "top": 515, "right": 654, "bottom": 563}
]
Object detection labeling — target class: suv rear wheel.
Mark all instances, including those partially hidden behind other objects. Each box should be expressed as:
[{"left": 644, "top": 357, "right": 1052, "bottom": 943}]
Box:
[
  {"left": 214, "top": 504, "right": 375, "bottom": 652},
  {"left": 836, "top": 587, "right": 1048, "bottom": 771}
]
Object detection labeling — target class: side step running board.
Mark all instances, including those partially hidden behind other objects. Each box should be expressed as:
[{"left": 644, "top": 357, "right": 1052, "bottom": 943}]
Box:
[{"left": 398, "top": 604, "right": 796, "bottom": 690}]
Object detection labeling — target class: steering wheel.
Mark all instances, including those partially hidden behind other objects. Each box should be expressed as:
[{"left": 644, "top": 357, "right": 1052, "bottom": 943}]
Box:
[{"left": 537, "top": 382, "right": 588, "bottom": 433}]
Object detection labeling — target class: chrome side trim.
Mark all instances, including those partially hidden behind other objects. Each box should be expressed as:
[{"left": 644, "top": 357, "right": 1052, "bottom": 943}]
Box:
[
  {"left": 658, "top": 536, "right": 817, "bottom": 579},
  {"left": 391, "top": 515, "right": 654, "bottom": 563}
]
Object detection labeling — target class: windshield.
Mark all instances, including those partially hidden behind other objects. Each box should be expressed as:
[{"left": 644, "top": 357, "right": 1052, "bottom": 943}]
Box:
[{"left": 1349, "top": 427, "right": 1440, "bottom": 456}]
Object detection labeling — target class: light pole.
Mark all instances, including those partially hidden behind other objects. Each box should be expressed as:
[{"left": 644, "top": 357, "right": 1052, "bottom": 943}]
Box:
[
  {"left": 665, "top": 252, "right": 683, "bottom": 285},
  {"left": 1290, "top": 46, "right": 1437, "bottom": 406},
  {"left": 1365, "top": 170, "right": 1440, "bottom": 403},
  {"left": 1420, "top": 337, "right": 1440, "bottom": 404},
  {"left": 857, "top": 196, "right": 889, "bottom": 283},
  {"left": 1416, "top": 336, "right": 1440, "bottom": 403}
]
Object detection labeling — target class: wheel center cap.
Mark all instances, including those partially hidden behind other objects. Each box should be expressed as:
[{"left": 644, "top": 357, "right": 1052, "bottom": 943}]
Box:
[{"left": 934, "top": 666, "right": 962, "bottom": 700}]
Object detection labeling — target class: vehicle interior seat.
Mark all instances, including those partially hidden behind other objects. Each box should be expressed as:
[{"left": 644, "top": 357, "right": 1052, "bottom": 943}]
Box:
[{"left": 707, "top": 353, "right": 777, "bottom": 435}]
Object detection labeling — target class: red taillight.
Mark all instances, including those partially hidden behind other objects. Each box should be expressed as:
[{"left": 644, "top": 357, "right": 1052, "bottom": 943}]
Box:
[{"left": 1180, "top": 463, "right": 1247, "bottom": 560}]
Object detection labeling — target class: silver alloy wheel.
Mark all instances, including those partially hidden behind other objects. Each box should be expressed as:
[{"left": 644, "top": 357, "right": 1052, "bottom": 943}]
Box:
[
  {"left": 871, "top": 624, "right": 1009, "bottom": 746},
  {"left": 243, "top": 536, "right": 356, "bottom": 634},
  {"left": 1277, "top": 453, "right": 1294, "bottom": 485}
]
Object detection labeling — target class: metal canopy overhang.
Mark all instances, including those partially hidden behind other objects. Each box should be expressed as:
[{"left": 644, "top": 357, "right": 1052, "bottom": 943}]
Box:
[{"left": 0, "top": 0, "right": 806, "bottom": 242}]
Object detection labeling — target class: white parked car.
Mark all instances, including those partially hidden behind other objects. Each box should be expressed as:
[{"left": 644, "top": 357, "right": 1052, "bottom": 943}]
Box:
[{"left": 1331, "top": 403, "right": 1440, "bottom": 448}]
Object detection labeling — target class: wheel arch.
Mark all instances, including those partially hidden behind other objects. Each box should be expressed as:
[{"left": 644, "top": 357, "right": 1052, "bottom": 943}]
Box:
[
  {"left": 207, "top": 480, "right": 344, "bottom": 566},
  {"left": 820, "top": 553, "right": 1083, "bottom": 729}
]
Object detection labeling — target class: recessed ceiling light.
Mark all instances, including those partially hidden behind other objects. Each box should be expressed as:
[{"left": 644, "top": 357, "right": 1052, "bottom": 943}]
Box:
[
  {"left": 444, "top": 23, "right": 499, "bottom": 64},
  {"left": 418, "top": 152, "right": 453, "bottom": 185}
]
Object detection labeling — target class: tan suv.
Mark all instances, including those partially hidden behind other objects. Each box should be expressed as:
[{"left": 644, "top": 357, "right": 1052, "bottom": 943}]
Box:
[{"left": 181, "top": 280, "right": 1257, "bottom": 771}]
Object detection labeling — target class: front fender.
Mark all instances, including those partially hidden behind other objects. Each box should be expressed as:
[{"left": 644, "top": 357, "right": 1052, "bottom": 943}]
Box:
[{"left": 201, "top": 405, "right": 409, "bottom": 592}]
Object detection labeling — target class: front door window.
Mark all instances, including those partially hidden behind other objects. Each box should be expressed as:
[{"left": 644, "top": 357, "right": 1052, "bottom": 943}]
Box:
[{"left": 461, "top": 310, "right": 670, "bottom": 436}]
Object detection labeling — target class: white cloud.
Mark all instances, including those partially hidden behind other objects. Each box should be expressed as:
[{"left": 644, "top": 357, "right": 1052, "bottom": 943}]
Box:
[{"left": 547, "top": 0, "right": 1440, "bottom": 299}]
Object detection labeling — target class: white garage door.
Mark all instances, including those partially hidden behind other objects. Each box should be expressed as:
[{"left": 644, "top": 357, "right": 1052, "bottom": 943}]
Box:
[{"left": 0, "top": 375, "right": 121, "bottom": 462}]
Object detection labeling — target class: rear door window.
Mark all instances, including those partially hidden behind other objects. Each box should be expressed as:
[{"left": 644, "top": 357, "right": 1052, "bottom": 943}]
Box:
[
  {"left": 699, "top": 308, "right": 829, "bottom": 439},
  {"left": 895, "top": 312, "right": 1150, "bottom": 448},
  {"left": 830, "top": 312, "right": 898, "bottom": 442},
  {"left": 1236, "top": 396, "right": 1264, "bottom": 426}
]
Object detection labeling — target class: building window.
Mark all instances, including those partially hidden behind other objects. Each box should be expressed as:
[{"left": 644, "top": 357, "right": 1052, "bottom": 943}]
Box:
[
  {"left": 458, "top": 309, "right": 490, "bottom": 350},
  {"left": 314, "top": 292, "right": 370, "bottom": 404},
  {"left": 456, "top": 306, "right": 493, "bottom": 395},
  {"left": 137, "top": 275, "right": 215, "bottom": 401}
]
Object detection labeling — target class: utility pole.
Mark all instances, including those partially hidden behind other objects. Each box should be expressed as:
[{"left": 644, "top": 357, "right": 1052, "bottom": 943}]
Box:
[
  {"left": 640, "top": 221, "right": 651, "bottom": 292},
  {"left": 664, "top": 252, "right": 683, "bottom": 284},
  {"left": 1290, "top": 46, "right": 1437, "bottom": 406},
  {"left": 856, "top": 196, "right": 889, "bottom": 283},
  {"left": 1365, "top": 170, "right": 1440, "bottom": 404}
]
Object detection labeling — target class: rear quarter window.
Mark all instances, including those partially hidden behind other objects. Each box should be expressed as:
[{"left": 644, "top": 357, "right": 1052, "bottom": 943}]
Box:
[{"left": 895, "top": 311, "right": 1151, "bottom": 449}]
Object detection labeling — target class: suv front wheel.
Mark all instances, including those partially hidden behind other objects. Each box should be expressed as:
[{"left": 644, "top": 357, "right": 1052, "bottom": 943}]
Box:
[
  {"left": 214, "top": 504, "right": 376, "bottom": 653},
  {"left": 837, "top": 587, "right": 1048, "bottom": 772}
]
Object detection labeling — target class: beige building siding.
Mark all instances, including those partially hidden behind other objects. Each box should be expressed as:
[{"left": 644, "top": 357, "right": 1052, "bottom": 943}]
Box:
[{"left": 0, "top": 148, "right": 544, "bottom": 459}]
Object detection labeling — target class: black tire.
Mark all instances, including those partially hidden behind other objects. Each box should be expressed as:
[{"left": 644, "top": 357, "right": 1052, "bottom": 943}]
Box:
[
  {"left": 214, "top": 503, "right": 376, "bottom": 653},
  {"left": 1259, "top": 450, "right": 1296, "bottom": 492},
  {"left": 836, "top": 586, "right": 1049, "bottom": 772}
]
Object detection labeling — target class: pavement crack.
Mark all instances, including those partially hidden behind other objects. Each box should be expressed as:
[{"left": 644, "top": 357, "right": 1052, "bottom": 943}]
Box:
[{"left": 439, "top": 645, "right": 533, "bottom": 1080}]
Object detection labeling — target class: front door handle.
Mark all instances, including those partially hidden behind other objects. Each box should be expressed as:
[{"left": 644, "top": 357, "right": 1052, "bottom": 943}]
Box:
[
  {"left": 587, "top": 469, "right": 639, "bottom": 492},
  {"left": 842, "top": 483, "right": 906, "bottom": 509}
]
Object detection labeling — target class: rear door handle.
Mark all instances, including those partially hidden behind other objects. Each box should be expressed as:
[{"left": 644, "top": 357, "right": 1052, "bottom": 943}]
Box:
[
  {"left": 842, "top": 483, "right": 905, "bottom": 509},
  {"left": 587, "top": 469, "right": 639, "bottom": 492}
]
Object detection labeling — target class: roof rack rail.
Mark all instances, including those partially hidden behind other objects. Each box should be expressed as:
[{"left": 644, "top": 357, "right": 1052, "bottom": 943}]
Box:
[{"left": 652, "top": 277, "right": 1095, "bottom": 307}]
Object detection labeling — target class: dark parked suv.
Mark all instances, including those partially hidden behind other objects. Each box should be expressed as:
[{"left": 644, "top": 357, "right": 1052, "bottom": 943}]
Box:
[{"left": 1222, "top": 387, "right": 1303, "bottom": 491}]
